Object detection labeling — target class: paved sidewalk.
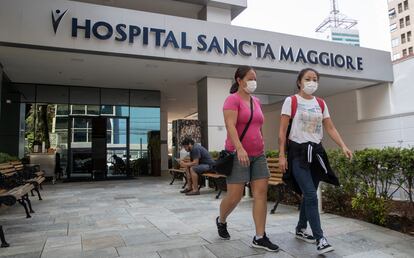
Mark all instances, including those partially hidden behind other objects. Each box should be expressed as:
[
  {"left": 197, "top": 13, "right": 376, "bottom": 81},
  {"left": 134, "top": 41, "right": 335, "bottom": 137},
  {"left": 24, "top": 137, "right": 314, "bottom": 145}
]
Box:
[{"left": 0, "top": 176, "right": 413, "bottom": 258}]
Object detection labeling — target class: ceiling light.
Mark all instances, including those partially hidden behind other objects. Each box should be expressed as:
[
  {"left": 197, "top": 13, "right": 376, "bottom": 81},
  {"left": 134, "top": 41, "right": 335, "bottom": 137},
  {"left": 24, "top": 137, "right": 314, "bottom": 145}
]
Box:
[
  {"left": 145, "top": 64, "right": 158, "bottom": 69},
  {"left": 70, "top": 58, "right": 84, "bottom": 62}
]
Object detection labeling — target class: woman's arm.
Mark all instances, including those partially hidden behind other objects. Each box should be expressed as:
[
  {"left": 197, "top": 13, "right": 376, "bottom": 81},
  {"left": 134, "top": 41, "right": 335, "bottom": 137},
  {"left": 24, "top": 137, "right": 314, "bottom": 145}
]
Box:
[
  {"left": 278, "top": 115, "right": 290, "bottom": 172},
  {"left": 323, "top": 118, "right": 353, "bottom": 159},
  {"left": 224, "top": 109, "right": 250, "bottom": 167}
]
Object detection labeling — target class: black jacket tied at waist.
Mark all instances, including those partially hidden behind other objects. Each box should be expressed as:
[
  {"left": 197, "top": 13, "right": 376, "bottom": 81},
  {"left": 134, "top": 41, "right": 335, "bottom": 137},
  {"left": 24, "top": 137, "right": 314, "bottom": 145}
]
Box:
[{"left": 282, "top": 141, "right": 340, "bottom": 195}]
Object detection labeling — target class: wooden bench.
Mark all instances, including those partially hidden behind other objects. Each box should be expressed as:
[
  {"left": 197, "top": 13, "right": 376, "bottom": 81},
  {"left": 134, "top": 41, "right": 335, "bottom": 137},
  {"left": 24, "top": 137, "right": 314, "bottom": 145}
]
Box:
[
  {"left": 0, "top": 164, "right": 36, "bottom": 218},
  {"left": 0, "top": 164, "right": 37, "bottom": 248},
  {"left": 9, "top": 161, "right": 45, "bottom": 200},
  {"left": 267, "top": 158, "right": 286, "bottom": 214},
  {"left": 202, "top": 172, "right": 227, "bottom": 199},
  {"left": 168, "top": 168, "right": 187, "bottom": 188}
]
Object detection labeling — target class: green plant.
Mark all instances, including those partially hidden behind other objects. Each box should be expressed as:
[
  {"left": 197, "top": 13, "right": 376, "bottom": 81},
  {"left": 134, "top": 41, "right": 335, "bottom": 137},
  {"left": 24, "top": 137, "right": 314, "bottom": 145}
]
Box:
[
  {"left": 265, "top": 150, "right": 279, "bottom": 158},
  {"left": 351, "top": 187, "right": 389, "bottom": 226},
  {"left": 400, "top": 148, "right": 414, "bottom": 206},
  {"left": 0, "top": 153, "right": 19, "bottom": 163},
  {"left": 209, "top": 151, "right": 219, "bottom": 159}
]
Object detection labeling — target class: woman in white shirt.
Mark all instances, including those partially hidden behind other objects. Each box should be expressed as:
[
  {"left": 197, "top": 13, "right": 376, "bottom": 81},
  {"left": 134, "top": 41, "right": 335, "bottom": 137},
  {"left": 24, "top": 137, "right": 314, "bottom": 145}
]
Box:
[{"left": 278, "top": 68, "right": 352, "bottom": 255}]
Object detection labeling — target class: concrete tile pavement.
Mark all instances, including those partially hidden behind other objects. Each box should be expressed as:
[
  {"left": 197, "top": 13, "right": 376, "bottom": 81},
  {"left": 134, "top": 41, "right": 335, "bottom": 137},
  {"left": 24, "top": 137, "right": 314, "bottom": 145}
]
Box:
[{"left": 0, "top": 176, "right": 412, "bottom": 258}]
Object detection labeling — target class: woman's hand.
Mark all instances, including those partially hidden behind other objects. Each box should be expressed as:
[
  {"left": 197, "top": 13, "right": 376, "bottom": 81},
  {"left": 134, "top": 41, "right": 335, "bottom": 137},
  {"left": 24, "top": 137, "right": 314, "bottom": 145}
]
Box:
[
  {"left": 342, "top": 146, "right": 353, "bottom": 160},
  {"left": 279, "top": 156, "right": 288, "bottom": 173},
  {"left": 237, "top": 147, "right": 250, "bottom": 167}
]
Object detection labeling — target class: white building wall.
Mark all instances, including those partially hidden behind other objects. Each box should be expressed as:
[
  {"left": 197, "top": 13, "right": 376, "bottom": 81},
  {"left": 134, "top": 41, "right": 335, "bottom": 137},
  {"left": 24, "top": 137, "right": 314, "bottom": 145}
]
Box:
[{"left": 262, "top": 57, "right": 414, "bottom": 151}]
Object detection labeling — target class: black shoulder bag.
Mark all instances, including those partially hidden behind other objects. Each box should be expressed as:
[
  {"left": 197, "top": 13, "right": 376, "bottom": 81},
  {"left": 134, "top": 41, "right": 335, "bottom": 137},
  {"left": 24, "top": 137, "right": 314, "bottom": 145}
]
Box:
[{"left": 214, "top": 97, "right": 254, "bottom": 176}]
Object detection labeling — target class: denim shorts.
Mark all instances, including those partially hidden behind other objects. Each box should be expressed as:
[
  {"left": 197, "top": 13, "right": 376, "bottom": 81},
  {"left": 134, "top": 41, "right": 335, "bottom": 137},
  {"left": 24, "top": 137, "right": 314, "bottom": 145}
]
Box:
[
  {"left": 226, "top": 154, "right": 270, "bottom": 184},
  {"left": 192, "top": 164, "right": 212, "bottom": 174}
]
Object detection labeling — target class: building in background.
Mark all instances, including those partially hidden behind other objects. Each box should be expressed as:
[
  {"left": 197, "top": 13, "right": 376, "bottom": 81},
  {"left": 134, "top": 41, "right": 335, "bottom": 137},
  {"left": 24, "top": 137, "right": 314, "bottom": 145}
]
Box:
[
  {"left": 388, "top": 0, "right": 413, "bottom": 61},
  {"left": 316, "top": 0, "right": 360, "bottom": 46}
]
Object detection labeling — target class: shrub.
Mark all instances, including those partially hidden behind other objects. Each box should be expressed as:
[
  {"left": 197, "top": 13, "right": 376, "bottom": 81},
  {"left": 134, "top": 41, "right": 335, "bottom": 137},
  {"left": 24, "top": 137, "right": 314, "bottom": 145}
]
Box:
[
  {"left": 351, "top": 187, "right": 389, "bottom": 226},
  {"left": 265, "top": 150, "right": 279, "bottom": 158},
  {"left": 0, "top": 153, "right": 19, "bottom": 164}
]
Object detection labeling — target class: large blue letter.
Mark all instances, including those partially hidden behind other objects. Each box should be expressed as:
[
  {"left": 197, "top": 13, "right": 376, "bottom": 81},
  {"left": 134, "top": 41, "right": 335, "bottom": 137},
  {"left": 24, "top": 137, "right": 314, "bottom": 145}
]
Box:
[
  {"left": 129, "top": 26, "right": 141, "bottom": 43},
  {"left": 208, "top": 37, "right": 223, "bottom": 54},
  {"left": 181, "top": 32, "right": 192, "bottom": 50},
  {"left": 163, "top": 31, "right": 179, "bottom": 48},
  {"left": 72, "top": 18, "right": 91, "bottom": 38},
  {"left": 239, "top": 41, "right": 252, "bottom": 56},
  {"left": 224, "top": 38, "right": 237, "bottom": 55},
  {"left": 115, "top": 24, "right": 127, "bottom": 41},
  {"left": 357, "top": 57, "right": 363, "bottom": 71},
  {"left": 263, "top": 44, "right": 276, "bottom": 60},
  {"left": 279, "top": 46, "right": 294, "bottom": 62},
  {"left": 197, "top": 35, "right": 208, "bottom": 51}
]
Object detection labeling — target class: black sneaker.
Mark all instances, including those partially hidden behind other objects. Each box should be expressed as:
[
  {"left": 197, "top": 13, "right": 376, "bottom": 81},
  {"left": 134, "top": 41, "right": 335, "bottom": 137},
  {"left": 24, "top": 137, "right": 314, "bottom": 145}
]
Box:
[
  {"left": 295, "top": 229, "right": 316, "bottom": 243},
  {"left": 216, "top": 216, "right": 230, "bottom": 240},
  {"left": 316, "top": 237, "right": 334, "bottom": 254},
  {"left": 252, "top": 233, "right": 279, "bottom": 252}
]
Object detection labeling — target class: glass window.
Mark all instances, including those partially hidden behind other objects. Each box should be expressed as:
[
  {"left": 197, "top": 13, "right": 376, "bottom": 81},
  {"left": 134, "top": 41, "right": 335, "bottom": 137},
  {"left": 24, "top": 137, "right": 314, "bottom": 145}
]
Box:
[
  {"left": 392, "top": 53, "right": 401, "bottom": 61},
  {"left": 101, "top": 88, "right": 129, "bottom": 106},
  {"left": 71, "top": 105, "right": 86, "bottom": 115},
  {"left": 399, "top": 3, "right": 403, "bottom": 13},
  {"left": 391, "top": 37, "right": 400, "bottom": 47},
  {"left": 74, "top": 118, "right": 88, "bottom": 128},
  {"left": 402, "top": 33, "right": 406, "bottom": 44},
  {"left": 408, "top": 31, "right": 412, "bottom": 42},
  {"left": 36, "top": 85, "right": 69, "bottom": 104},
  {"left": 409, "top": 47, "right": 413, "bottom": 55},
  {"left": 390, "top": 23, "right": 397, "bottom": 32},
  {"left": 101, "top": 105, "right": 115, "bottom": 115},
  {"left": 400, "top": 18, "right": 405, "bottom": 28},
  {"left": 70, "top": 87, "right": 99, "bottom": 105},
  {"left": 114, "top": 106, "right": 130, "bottom": 117},
  {"left": 406, "top": 16, "right": 411, "bottom": 26},
  {"left": 403, "top": 49, "right": 408, "bottom": 56},
  {"left": 404, "top": 0, "right": 409, "bottom": 10},
  {"left": 87, "top": 105, "right": 100, "bottom": 115},
  {"left": 56, "top": 104, "right": 69, "bottom": 116},
  {"left": 73, "top": 129, "right": 87, "bottom": 142},
  {"left": 130, "top": 107, "right": 160, "bottom": 159},
  {"left": 55, "top": 117, "right": 68, "bottom": 130},
  {"left": 389, "top": 8, "right": 396, "bottom": 19}
]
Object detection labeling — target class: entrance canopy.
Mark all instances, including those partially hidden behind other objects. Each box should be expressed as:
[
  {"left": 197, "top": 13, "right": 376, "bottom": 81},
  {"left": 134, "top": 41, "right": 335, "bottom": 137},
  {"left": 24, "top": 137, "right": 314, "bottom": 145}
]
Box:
[{"left": 0, "top": 0, "right": 393, "bottom": 121}]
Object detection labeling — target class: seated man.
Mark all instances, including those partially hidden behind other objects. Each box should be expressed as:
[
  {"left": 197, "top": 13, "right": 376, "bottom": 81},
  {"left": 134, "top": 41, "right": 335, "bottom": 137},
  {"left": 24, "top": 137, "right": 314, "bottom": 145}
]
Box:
[{"left": 179, "top": 137, "right": 215, "bottom": 196}]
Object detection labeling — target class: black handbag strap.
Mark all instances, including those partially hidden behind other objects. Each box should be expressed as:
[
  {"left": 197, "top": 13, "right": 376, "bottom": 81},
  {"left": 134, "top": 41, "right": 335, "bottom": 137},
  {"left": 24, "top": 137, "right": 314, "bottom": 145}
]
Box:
[{"left": 239, "top": 97, "right": 254, "bottom": 142}]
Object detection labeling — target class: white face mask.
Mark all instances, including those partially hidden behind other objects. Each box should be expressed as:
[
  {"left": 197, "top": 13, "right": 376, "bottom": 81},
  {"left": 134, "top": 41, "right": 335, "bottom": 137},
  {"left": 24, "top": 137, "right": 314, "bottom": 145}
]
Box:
[
  {"left": 303, "top": 81, "right": 318, "bottom": 95},
  {"left": 245, "top": 80, "right": 257, "bottom": 94}
]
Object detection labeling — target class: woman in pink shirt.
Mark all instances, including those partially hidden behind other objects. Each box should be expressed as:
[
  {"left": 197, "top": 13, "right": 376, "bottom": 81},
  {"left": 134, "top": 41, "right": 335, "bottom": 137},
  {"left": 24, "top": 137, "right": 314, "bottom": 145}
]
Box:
[{"left": 215, "top": 66, "right": 279, "bottom": 252}]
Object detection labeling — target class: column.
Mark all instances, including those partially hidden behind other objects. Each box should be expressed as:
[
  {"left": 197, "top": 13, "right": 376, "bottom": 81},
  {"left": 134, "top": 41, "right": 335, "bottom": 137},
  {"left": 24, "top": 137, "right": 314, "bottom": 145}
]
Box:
[{"left": 197, "top": 77, "right": 232, "bottom": 151}]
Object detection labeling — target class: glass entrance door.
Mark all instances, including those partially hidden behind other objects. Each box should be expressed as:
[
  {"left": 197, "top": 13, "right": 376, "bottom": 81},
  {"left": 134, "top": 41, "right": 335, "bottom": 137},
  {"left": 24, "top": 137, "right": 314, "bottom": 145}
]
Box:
[
  {"left": 67, "top": 116, "right": 94, "bottom": 179},
  {"left": 67, "top": 115, "right": 130, "bottom": 179},
  {"left": 106, "top": 117, "right": 130, "bottom": 178}
]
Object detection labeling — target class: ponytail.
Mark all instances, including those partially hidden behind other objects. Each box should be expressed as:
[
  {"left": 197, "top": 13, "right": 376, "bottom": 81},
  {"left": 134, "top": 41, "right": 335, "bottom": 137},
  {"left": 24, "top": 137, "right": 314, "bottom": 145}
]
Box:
[{"left": 229, "top": 82, "right": 239, "bottom": 94}]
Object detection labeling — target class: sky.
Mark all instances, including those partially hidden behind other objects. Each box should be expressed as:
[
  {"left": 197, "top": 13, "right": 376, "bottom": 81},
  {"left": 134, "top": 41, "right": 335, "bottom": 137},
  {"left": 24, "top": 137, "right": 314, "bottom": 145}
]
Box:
[{"left": 232, "top": 0, "right": 392, "bottom": 52}]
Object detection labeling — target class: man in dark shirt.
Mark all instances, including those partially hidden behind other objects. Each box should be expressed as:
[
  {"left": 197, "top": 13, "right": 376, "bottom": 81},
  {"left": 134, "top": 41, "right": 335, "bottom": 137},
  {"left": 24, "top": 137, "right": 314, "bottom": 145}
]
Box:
[{"left": 179, "top": 137, "right": 215, "bottom": 196}]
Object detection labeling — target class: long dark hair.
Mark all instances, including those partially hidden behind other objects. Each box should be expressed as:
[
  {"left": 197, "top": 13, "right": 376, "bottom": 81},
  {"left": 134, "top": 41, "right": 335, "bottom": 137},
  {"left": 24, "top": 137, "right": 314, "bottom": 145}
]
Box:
[
  {"left": 230, "top": 66, "right": 254, "bottom": 94},
  {"left": 296, "top": 68, "right": 320, "bottom": 89}
]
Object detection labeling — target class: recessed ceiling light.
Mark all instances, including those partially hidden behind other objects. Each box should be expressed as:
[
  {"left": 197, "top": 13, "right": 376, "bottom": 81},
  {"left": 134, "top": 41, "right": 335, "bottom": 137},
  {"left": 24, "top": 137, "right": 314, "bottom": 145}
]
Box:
[
  {"left": 145, "top": 64, "right": 158, "bottom": 69},
  {"left": 70, "top": 58, "right": 84, "bottom": 62}
]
